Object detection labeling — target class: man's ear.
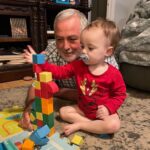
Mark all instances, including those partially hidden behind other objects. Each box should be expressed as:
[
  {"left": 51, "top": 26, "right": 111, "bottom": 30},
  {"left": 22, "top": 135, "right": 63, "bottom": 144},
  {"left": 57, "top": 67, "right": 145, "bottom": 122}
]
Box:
[{"left": 105, "top": 46, "right": 114, "bottom": 57}]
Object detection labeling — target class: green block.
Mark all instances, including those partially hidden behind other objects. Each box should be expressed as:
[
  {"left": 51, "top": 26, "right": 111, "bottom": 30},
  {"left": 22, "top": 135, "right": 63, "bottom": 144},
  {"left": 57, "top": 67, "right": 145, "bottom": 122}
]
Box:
[
  {"left": 3, "top": 140, "right": 18, "bottom": 150},
  {"left": 35, "top": 97, "right": 42, "bottom": 112},
  {"left": 43, "top": 113, "right": 54, "bottom": 128},
  {"left": 31, "top": 109, "right": 36, "bottom": 117}
]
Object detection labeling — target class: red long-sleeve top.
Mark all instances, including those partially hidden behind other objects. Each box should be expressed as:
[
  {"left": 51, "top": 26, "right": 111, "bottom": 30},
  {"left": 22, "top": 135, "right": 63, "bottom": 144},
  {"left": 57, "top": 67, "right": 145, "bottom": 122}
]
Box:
[{"left": 40, "top": 60, "right": 126, "bottom": 120}]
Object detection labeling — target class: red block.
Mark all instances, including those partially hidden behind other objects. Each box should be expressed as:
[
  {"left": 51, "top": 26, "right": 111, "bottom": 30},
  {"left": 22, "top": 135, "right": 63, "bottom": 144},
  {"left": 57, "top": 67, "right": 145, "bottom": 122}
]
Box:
[
  {"left": 40, "top": 81, "right": 59, "bottom": 98},
  {"left": 48, "top": 81, "right": 59, "bottom": 94},
  {"left": 35, "top": 89, "right": 41, "bottom": 97},
  {"left": 37, "top": 119, "right": 44, "bottom": 127},
  {"left": 33, "top": 64, "right": 42, "bottom": 73}
]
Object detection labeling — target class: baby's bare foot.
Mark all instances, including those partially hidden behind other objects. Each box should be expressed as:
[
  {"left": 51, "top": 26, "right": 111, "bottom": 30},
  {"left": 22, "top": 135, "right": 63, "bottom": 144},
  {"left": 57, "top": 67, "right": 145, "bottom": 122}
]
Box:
[{"left": 63, "top": 123, "right": 80, "bottom": 136}]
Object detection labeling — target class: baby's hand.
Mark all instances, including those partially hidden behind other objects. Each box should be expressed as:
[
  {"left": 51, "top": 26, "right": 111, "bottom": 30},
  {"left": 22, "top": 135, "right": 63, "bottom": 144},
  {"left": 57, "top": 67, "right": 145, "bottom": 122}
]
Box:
[
  {"left": 96, "top": 105, "right": 109, "bottom": 120},
  {"left": 19, "top": 111, "right": 33, "bottom": 131}
]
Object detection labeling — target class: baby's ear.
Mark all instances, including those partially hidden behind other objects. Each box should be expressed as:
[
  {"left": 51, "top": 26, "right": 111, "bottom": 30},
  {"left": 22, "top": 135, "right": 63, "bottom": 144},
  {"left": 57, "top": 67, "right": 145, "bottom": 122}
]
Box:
[{"left": 105, "top": 46, "right": 113, "bottom": 57}]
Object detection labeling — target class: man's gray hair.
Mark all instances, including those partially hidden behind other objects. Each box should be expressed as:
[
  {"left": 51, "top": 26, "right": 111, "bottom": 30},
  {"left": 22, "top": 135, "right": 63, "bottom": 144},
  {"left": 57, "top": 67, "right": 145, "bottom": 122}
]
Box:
[{"left": 54, "top": 9, "right": 88, "bottom": 31}]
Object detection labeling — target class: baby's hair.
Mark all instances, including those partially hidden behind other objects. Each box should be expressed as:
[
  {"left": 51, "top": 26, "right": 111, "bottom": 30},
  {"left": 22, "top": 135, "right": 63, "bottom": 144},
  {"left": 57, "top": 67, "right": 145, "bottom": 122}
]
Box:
[{"left": 84, "top": 18, "right": 121, "bottom": 49}]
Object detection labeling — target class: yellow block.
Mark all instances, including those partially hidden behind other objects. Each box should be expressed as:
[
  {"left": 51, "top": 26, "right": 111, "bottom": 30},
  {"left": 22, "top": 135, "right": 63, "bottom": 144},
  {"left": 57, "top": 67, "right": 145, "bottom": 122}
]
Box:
[
  {"left": 33, "top": 80, "right": 41, "bottom": 90},
  {"left": 36, "top": 112, "right": 43, "bottom": 120},
  {"left": 30, "top": 113, "right": 36, "bottom": 122},
  {"left": 33, "top": 124, "right": 38, "bottom": 130},
  {"left": 71, "top": 134, "right": 84, "bottom": 146},
  {"left": 39, "top": 72, "right": 52, "bottom": 82},
  {"left": 41, "top": 97, "right": 53, "bottom": 115}
]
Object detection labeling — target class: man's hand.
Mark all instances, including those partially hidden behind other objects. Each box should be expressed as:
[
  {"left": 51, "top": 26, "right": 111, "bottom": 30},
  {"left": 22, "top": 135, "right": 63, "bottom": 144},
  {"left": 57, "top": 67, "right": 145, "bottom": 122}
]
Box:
[
  {"left": 23, "top": 45, "right": 36, "bottom": 63},
  {"left": 96, "top": 105, "right": 110, "bottom": 120}
]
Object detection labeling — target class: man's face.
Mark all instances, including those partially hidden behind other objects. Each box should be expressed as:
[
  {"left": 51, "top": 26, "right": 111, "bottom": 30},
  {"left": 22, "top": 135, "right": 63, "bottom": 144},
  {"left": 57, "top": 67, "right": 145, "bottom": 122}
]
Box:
[{"left": 55, "top": 15, "right": 82, "bottom": 62}]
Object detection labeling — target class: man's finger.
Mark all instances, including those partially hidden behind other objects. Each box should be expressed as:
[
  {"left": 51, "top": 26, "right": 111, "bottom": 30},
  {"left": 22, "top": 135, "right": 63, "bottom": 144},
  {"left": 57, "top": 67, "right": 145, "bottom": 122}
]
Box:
[{"left": 27, "top": 45, "right": 36, "bottom": 54}]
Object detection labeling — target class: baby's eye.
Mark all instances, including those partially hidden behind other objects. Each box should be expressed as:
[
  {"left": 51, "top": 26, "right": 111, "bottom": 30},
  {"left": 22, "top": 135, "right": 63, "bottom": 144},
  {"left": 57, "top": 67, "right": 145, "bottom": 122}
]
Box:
[{"left": 89, "top": 47, "right": 94, "bottom": 51}]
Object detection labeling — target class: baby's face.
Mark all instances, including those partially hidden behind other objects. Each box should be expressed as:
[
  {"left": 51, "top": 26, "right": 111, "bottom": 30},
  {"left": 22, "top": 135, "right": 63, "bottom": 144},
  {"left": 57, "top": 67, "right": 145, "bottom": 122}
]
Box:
[{"left": 80, "top": 27, "right": 110, "bottom": 66}]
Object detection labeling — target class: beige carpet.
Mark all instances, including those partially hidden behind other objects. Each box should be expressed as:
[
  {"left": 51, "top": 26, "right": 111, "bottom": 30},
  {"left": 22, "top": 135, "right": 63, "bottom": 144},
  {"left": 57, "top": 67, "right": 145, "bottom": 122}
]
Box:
[{"left": 0, "top": 85, "right": 149, "bottom": 149}]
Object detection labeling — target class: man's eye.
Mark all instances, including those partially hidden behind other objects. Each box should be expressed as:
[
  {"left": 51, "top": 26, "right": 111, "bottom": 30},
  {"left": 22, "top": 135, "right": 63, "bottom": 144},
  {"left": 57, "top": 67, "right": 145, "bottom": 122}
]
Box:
[{"left": 56, "top": 38, "right": 62, "bottom": 41}]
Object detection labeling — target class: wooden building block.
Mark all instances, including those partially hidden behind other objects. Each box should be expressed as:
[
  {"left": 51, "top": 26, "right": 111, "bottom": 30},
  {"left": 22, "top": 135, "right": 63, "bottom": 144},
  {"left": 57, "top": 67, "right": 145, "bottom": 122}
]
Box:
[
  {"left": 33, "top": 64, "right": 42, "bottom": 73},
  {"left": 2, "top": 140, "right": 18, "bottom": 150},
  {"left": 34, "top": 97, "right": 42, "bottom": 112},
  {"left": 43, "top": 113, "right": 54, "bottom": 128},
  {"left": 41, "top": 98, "right": 53, "bottom": 115},
  {"left": 34, "top": 89, "right": 41, "bottom": 97},
  {"left": 33, "top": 80, "right": 41, "bottom": 90},
  {"left": 71, "top": 134, "right": 84, "bottom": 146},
  {"left": 39, "top": 72, "right": 52, "bottom": 82},
  {"left": 48, "top": 126, "right": 55, "bottom": 137},
  {"left": 36, "top": 112, "right": 43, "bottom": 120},
  {"left": 22, "top": 139, "right": 34, "bottom": 150},
  {"left": 36, "top": 120, "right": 44, "bottom": 127},
  {"left": 32, "top": 54, "right": 45, "bottom": 64}
]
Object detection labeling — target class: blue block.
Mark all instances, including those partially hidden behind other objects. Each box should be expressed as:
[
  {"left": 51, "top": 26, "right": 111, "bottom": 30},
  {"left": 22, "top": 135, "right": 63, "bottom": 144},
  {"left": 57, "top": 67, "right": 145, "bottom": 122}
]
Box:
[
  {"left": 38, "top": 137, "right": 49, "bottom": 146},
  {"left": 32, "top": 54, "right": 45, "bottom": 64},
  {"left": 30, "top": 132, "right": 49, "bottom": 146},
  {"left": 30, "top": 125, "right": 50, "bottom": 146},
  {"left": 37, "top": 125, "right": 50, "bottom": 138},
  {"left": 30, "top": 132, "right": 40, "bottom": 145},
  {"left": 54, "top": 0, "right": 70, "bottom": 4}
]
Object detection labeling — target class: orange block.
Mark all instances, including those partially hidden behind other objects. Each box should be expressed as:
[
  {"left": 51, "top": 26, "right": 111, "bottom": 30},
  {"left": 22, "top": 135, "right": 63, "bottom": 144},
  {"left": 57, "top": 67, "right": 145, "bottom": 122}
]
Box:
[
  {"left": 48, "top": 126, "right": 55, "bottom": 137},
  {"left": 22, "top": 139, "right": 34, "bottom": 150},
  {"left": 41, "top": 97, "right": 53, "bottom": 115}
]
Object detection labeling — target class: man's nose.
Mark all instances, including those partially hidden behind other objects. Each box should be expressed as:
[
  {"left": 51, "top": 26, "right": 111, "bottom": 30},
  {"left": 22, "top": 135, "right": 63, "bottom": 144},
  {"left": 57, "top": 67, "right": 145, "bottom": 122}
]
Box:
[{"left": 63, "top": 40, "right": 70, "bottom": 50}]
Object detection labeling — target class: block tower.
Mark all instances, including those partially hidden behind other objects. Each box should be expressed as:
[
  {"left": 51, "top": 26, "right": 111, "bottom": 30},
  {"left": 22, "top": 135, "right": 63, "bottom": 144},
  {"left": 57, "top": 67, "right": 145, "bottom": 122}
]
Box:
[{"left": 30, "top": 54, "right": 59, "bottom": 136}]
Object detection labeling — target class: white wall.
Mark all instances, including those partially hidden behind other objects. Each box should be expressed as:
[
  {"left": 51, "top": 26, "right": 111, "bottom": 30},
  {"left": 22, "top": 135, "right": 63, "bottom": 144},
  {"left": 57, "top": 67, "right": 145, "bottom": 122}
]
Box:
[{"left": 107, "top": 0, "right": 140, "bottom": 30}]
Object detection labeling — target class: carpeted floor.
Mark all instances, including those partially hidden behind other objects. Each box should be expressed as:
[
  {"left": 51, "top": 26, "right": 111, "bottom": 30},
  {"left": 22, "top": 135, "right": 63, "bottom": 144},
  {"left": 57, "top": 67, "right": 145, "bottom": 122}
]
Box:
[{"left": 0, "top": 85, "right": 150, "bottom": 149}]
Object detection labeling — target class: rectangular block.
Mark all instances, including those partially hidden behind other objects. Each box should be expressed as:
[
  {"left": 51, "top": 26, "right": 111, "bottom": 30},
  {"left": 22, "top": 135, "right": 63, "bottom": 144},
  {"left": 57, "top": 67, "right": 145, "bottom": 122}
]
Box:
[
  {"left": 32, "top": 54, "right": 45, "bottom": 64},
  {"left": 41, "top": 98, "right": 53, "bottom": 115},
  {"left": 35, "top": 89, "right": 41, "bottom": 97},
  {"left": 48, "top": 126, "right": 55, "bottom": 137},
  {"left": 39, "top": 72, "right": 52, "bottom": 82},
  {"left": 36, "top": 119, "right": 44, "bottom": 127},
  {"left": 22, "top": 139, "right": 34, "bottom": 150},
  {"left": 36, "top": 112, "right": 43, "bottom": 120},
  {"left": 43, "top": 113, "right": 54, "bottom": 128},
  {"left": 30, "top": 111, "right": 36, "bottom": 122},
  {"left": 35, "top": 97, "right": 42, "bottom": 112},
  {"left": 33, "top": 80, "right": 41, "bottom": 90},
  {"left": 33, "top": 64, "right": 42, "bottom": 73},
  {"left": 3, "top": 140, "right": 18, "bottom": 150},
  {"left": 36, "top": 125, "right": 50, "bottom": 138}
]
